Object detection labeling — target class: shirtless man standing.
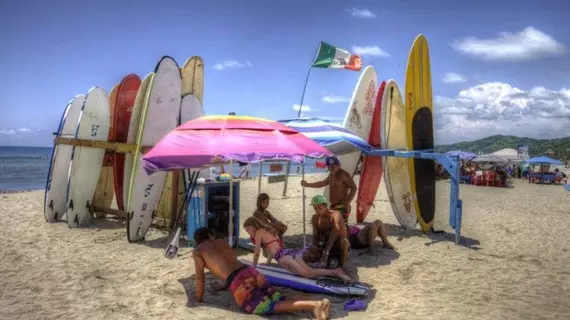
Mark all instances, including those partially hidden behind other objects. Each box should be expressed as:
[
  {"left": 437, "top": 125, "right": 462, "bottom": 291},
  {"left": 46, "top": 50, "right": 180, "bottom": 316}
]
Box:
[
  {"left": 191, "top": 227, "right": 330, "bottom": 319},
  {"left": 298, "top": 195, "right": 351, "bottom": 268},
  {"left": 301, "top": 156, "right": 357, "bottom": 224}
]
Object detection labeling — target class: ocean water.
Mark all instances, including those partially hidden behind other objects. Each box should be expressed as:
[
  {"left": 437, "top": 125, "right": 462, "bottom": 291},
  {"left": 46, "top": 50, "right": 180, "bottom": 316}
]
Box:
[
  {"left": 0, "top": 146, "right": 52, "bottom": 191},
  {"left": 0, "top": 146, "right": 329, "bottom": 192}
]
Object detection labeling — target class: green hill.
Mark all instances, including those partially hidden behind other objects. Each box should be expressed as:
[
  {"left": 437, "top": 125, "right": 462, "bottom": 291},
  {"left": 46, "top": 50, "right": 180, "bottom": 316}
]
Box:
[{"left": 435, "top": 135, "right": 570, "bottom": 160}]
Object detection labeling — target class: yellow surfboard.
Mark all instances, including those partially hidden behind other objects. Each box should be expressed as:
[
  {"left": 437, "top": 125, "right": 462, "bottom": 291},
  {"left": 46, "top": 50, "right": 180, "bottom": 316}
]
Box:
[
  {"left": 405, "top": 34, "right": 435, "bottom": 232},
  {"left": 155, "top": 56, "right": 204, "bottom": 228},
  {"left": 93, "top": 84, "right": 119, "bottom": 215}
]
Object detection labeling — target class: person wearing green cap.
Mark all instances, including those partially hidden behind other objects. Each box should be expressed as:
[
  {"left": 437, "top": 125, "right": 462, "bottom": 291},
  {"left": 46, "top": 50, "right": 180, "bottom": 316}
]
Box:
[
  {"left": 301, "top": 157, "right": 357, "bottom": 224},
  {"left": 297, "top": 195, "right": 351, "bottom": 268}
]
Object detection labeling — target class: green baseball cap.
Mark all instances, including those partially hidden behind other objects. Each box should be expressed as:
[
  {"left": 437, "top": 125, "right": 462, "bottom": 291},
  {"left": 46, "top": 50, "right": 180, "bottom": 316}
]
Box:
[{"left": 311, "top": 195, "right": 328, "bottom": 206}]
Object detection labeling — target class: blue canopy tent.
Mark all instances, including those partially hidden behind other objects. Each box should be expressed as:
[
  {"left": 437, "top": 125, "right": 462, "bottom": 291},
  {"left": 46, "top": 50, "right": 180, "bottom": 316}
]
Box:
[
  {"left": 525, "top": 156, "right": 562, "bottom": 165},
  {"left": 278, "top": 118, "right": 372, "bottom": 155},
  {"left": 446, "top": 150, "right": 477, "bottom": 160}
]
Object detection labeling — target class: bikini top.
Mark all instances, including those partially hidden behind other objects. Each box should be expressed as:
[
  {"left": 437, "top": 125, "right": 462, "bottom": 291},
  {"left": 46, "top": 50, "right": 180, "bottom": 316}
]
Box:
[{"left": 250, "top": 234, "right": 283, "bottom": 249}]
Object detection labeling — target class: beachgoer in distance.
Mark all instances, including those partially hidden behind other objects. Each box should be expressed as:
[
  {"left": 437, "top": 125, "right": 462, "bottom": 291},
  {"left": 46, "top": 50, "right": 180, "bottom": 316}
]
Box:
[
  {"left": 301, "top": 156, "right": 357, "bottom": 224},
  {"left": 299, "top": 195, "right": 350, "bottom": 268},
  {"left": 347, "top": 220, "right": 395, "bottom": 254},
  {"left": 252, "top": 193, "right": 287, "bottom": 238},
  {"left": 191, "top": 227, "right": 330, "bottom": 319},
  {"left": 243, "top": 217, "right": 352, "bottom": 282}
]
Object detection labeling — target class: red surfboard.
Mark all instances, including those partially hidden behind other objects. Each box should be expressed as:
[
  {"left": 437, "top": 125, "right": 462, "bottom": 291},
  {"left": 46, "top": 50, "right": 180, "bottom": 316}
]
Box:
[
  {"left": 356, "top": 81, "right": 386, "bottom": 223},
  {"left": 113, "top": 74, "right": 141, "bottom": 211}
]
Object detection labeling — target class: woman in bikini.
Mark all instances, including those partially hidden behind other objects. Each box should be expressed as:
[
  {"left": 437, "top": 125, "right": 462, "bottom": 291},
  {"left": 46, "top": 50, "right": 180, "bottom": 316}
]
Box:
[{"left": 243, "top": 217, "right": 352, "bottom": 283}]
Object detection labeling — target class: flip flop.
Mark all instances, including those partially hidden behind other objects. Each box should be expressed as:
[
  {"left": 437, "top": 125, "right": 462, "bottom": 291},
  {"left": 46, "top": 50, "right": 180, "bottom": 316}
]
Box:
[{"left": 344, "top": 299, "right": 367, "bottom": 311}]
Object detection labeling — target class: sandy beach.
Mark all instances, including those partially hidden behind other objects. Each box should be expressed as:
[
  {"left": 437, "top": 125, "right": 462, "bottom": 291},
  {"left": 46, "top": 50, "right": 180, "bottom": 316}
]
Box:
[{"left": 1, "top": 174, "right": 569, "bottom": 320}]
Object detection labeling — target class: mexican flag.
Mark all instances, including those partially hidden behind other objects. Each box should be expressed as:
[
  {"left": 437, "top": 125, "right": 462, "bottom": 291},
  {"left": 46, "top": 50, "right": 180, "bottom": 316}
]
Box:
[{"left": 311, "top": 42, "right": 362, "bottom": 71}]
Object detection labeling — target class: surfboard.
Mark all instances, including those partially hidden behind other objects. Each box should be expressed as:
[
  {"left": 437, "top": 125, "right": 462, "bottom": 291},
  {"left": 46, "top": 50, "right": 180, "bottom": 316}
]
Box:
[
  {"left": 324, "top": 66, "right": 377, "bottom": 210},
  {"left": 123, "top": 73, "right": 152, "bottom": 214},
  {"left": 126, "top": 56, "right": 182, "bottom": 242},
  {"left": 66, "top": 88, "right": 110, "bottom": 227},
  {"left": 240, "top": 259, "right": 369, "bottom": 296},
  {"left": 382, "top": 80, "right": 417, "bottom": 229},
  {"left": 356, "top": 80, "right": 385, "bottom": 223},
  {"left": 44, "top": 95, "right": 85, "bottom": 222},
  {"left": 405, "top": 34, "right": 435, "bottom": 232},
  {"left": 113, "top": 74, "right": 141, "bottom": 211},
  {"left": 92, "top": 85, "right": 118, "bottom": 214}
]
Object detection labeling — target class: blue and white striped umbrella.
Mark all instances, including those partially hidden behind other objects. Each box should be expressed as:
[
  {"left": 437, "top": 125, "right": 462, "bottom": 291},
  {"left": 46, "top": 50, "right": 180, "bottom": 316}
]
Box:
[{"left": 278, "top": 118, "right": 372, "bottom": 155}]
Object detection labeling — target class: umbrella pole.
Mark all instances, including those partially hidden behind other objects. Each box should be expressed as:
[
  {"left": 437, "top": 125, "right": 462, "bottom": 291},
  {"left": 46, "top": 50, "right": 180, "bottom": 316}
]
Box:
[
  {"left": 229, "top": 159, "right": 234, "bottom": 247},
  {"left": 257, "top": 161, "right": 263, "bottom": 195},
  {"left": 301, "top": 162, "right": 306, "bottom": 248}
]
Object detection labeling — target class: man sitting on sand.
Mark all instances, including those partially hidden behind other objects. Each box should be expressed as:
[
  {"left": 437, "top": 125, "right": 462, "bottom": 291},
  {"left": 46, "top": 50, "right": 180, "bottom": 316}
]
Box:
[
  {"left": 191, "top": 227, "right": 330, "bottom": 319},
  {"left": 347, "top": 220, "right": 395, "bottom": 254},
  {"left": 301, "top": 156, "right": 357, "bottom": 224},
  {"left": 298, "top": 195, "right": 350, "bottom": 268}
]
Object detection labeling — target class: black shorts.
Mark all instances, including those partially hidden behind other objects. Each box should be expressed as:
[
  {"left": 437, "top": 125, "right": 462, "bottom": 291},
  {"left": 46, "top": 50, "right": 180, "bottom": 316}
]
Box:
[{"left": 349, "top": 234, "right": 368, "bottom": 250}]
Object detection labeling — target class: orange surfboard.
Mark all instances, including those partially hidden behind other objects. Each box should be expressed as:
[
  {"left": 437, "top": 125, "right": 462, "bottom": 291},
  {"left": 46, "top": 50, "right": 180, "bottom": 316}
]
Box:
[
  {"left": 356, "top": 81, "right": 385, "bottom": 223},
  {"left": 113, "top": 74, "right": 141, "bottom": 211}
]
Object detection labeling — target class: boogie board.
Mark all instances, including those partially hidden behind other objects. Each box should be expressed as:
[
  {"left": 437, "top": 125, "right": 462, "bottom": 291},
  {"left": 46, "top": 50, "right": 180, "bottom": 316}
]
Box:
[
  {"left": 356, "top": 80, "right": 385, "bottom": 223},
  {"left": 405, "top": 34, "right": 435, "bottom": 232},
  {"left": 44, "top": 95, "right": 85, "bottom": 222},
  {"left": 382, "top": 80, "right": 417, "bottom": 228},
  {"left": 92, "top": 85, "right": 118, "bottom": 213},
  {"left": 113, "top": 74, "right": 141, "bottom": 211},
  {"left": 66, "top": 88, "right": 110, "bottom": 227},
  {"left": 126, "top": 56, "right": 182, "bottom": 242},
  {"left": 324, "top": 66, "right": 377, "bottom": 209},
  {"left": 240, "top": 259, "right": 369, "bottom": 296}
]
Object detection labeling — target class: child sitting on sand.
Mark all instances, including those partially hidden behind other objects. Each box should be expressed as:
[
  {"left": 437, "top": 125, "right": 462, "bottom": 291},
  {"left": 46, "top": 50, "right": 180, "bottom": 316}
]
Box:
[{"left": 243, "top": 217, "right": 352, "bottom": 283}]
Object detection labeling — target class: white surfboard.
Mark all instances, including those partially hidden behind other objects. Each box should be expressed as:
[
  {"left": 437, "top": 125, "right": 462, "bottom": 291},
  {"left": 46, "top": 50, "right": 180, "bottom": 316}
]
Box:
[
  {"left": 123, "top": 73, "right": 153, "bottom": 211},
  {"left": 180, "top": 94, "right": 205, "bottom": 188},
  {"left": 381, "top": 80, "right": 417, "bottom": 228},
  {"left": 44, "top": 95, "right": 85, "bottom": 222},
  {"left": 66, "top": 88, "right": 110, "bottom": 227},
  {"left": 126, "top": 56, "right": 182, "bottom": 242},
  {"left": 324, "top": 66, "right": 377, "bottom": 207}
]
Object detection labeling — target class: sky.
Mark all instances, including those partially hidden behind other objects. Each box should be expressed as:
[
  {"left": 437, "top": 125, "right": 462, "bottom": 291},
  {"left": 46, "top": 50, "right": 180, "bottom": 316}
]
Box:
[{"left": 1, "top": 0, "right": 570, "bottom": 147}]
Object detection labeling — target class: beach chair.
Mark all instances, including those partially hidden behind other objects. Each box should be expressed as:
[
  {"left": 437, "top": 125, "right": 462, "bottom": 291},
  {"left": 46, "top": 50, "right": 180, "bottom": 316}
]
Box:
[{"left": 485, "top": 172, "right": 496, "bottom": 187}]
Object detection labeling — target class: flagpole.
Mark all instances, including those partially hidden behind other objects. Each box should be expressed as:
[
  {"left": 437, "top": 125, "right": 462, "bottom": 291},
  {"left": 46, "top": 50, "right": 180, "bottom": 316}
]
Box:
[{"left": 296, "top": 66, "right": 313, "bottom": 118}]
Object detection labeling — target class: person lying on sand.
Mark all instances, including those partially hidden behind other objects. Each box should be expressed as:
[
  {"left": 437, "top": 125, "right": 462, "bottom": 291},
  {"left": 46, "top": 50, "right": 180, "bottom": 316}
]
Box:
[
  {"left": 301, "top": 156, "right": 357, "bottom": 224},
  {"left": 252, "top": 193, "right": 287, "bottom": 239},
  {"left": 191, "top": 227, "right": 330, "bottom": 319},
  {"left": 348, "top": 220, "right": 395, "bottom": 254},
  {"left": 299, "top": 195, "right": 351, "bottom": 268},
  {"left": 243, "top": 217, "right": 352, "bottom": 283}
]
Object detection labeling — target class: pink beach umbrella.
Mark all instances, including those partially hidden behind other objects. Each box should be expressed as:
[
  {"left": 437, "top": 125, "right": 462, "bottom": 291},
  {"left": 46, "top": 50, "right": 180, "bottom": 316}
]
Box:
[{"left": 142, "top": 115, "right": 333, "bottom": 174}]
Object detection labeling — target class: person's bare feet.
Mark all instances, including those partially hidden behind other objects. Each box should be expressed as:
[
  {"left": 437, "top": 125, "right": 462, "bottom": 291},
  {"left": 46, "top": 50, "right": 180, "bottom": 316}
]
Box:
[
  {"left": 333, "top": 268, "right": 353, "bottom": 283},
  {"left": 383, "top": 242, "right": 396, "bottom": 250},
  {"left": 313, "top": 298, "right": 330, "bottom": 320}
]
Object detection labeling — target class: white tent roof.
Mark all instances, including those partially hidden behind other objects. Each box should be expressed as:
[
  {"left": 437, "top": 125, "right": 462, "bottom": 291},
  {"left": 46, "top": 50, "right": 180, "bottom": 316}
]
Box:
[{"left": 491, "top": 148, "right": 520, "bottom": 160}]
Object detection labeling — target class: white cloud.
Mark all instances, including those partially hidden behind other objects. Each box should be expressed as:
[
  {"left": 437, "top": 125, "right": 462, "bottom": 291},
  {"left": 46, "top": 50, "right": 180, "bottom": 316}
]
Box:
[
  {"left": 434, "top": 82, "right": 570, "bottom": 144},
  {"left": 213, "top": 60, "right": 253, "bottom": 71},
  {"left": 292, "top": 104, "right": 314, "bottom": 112},
  {"left": 0, "top": 129, "right": 16, "bottom": 135},
  {"left": 442, "top": 72, "right": 467, "bottom": 84},
  {"left": 352, "top": 46, "right": 390, "bottom": 57},
  {"left": 322, "top": 95, "right": 350, "bottom": 104},
  {"left": 347, "top": 8, "right": 376, "bottom": 18},
  {"left": 451, "top": 27, "right": 565, "bottom": 61},
  {"left": 17, "top": 127, "right": 32, "bottom": 132}
]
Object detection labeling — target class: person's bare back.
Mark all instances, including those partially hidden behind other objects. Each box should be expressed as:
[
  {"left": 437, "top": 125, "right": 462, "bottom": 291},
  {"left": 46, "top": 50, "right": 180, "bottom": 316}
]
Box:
[{"left": 193, "top": 239, "right": 244, "bottom": 281}]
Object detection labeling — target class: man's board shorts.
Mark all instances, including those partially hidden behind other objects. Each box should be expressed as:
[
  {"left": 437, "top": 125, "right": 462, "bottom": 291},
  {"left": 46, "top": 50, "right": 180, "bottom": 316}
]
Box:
[
  {"left": 330, "top": 203, "right": 350, "bottom": 223},
  {"left": 227, "top": 265, "right": 284, "bottom": 314},
  {"left": 348, "top": 226, "right": 368, "bottom": 250}
]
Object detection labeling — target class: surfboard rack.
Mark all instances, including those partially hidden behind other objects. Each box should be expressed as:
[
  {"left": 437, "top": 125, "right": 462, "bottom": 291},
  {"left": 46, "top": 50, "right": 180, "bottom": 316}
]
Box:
[
  {"left": 368, "top": 148, "right": 463, "bottom": 245},
  {"left": 54, "top": 137, "right": 152, "bottom": 154}
]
